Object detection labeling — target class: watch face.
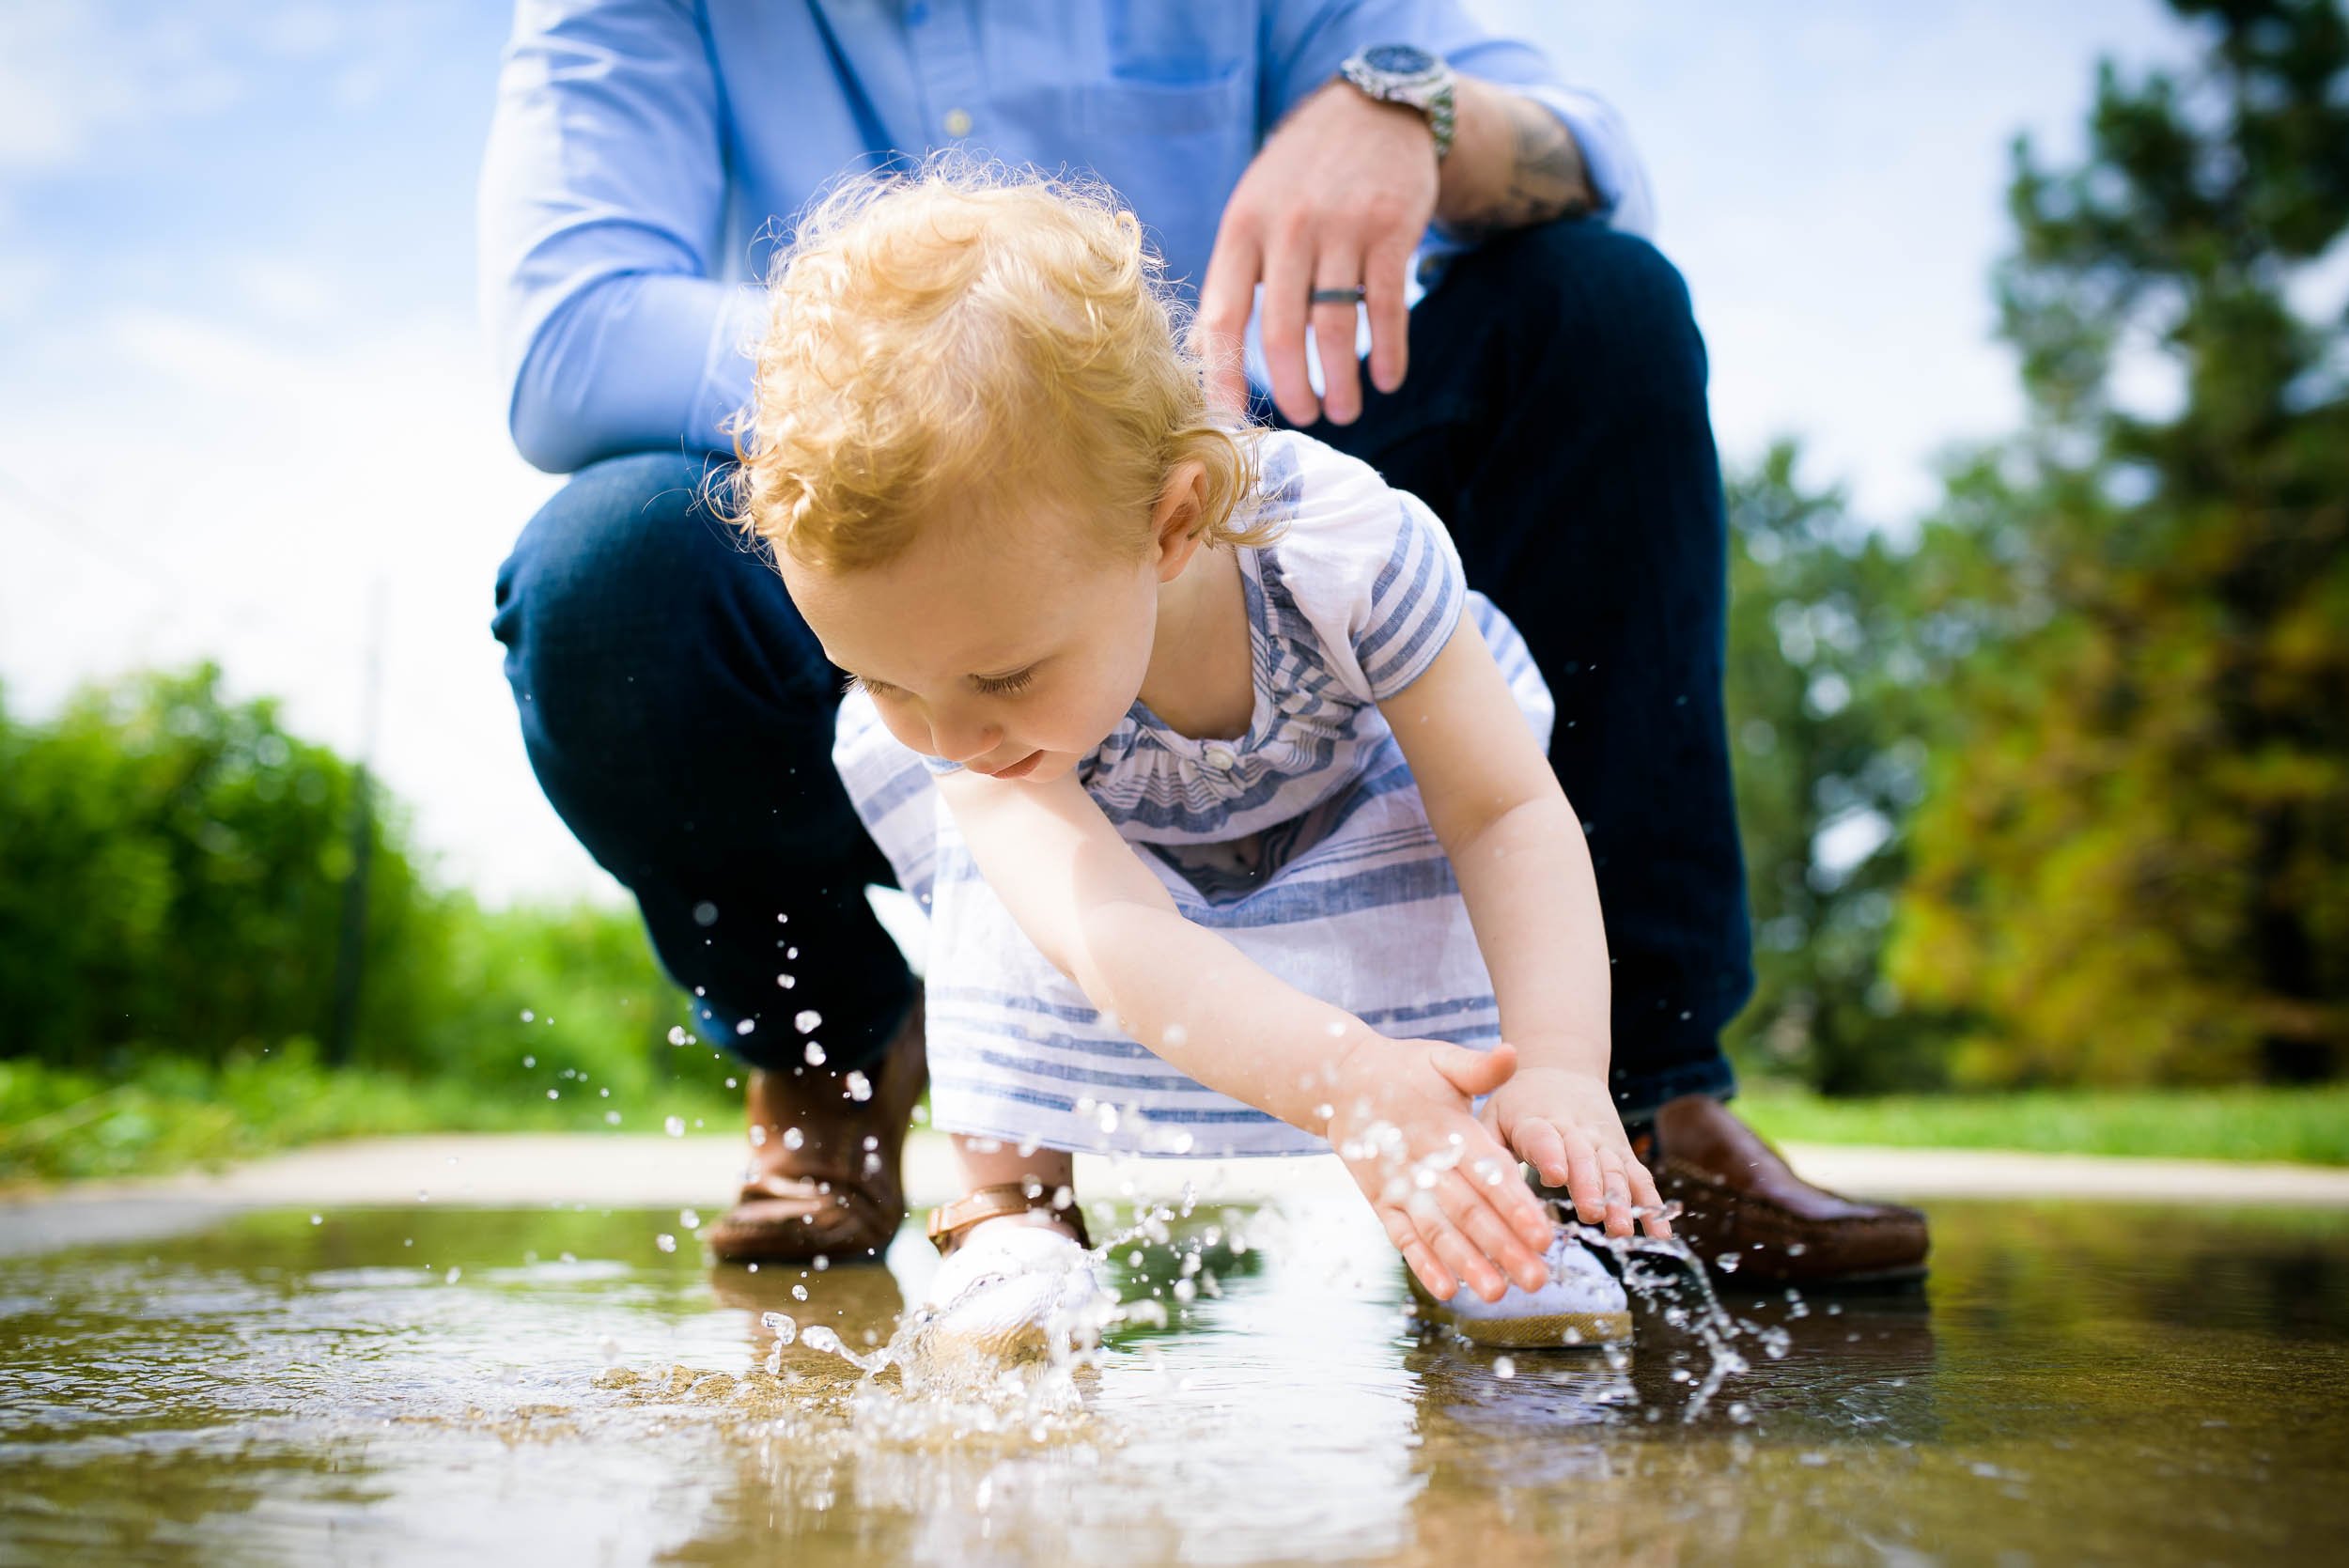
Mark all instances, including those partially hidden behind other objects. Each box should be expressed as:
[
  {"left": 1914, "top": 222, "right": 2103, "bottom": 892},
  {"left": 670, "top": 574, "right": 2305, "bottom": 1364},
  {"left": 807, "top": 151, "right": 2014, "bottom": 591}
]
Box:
[{"left": 1362, "top": 43, "right": 1436, "bottom": 78}]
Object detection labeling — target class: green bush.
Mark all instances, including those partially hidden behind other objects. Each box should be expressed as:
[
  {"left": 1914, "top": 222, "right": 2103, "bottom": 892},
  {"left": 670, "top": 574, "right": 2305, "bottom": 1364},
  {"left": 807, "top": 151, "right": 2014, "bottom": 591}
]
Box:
[{"left": 0, "top": 666, "right": 735, "bottom": 1133}]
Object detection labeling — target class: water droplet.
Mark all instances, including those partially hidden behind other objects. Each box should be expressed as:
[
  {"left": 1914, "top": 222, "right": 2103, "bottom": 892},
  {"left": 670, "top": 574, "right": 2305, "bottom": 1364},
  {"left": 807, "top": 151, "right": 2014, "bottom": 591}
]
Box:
[
  {"left": 604, "top": 1110, "right": 622, "bottom": 1126},
  {"left": 666, "top": 1025, "right": 688, "bottom": 1047},
  {"left": 735, "top": 1018, "right": 756, "bottom": 1036},
  {"left": 803, "top": 1043, "right": 827, "bottom": 1066},
  {"left": 309, "top": 1214, "right": 323, "bottom": 1226},
  {"left": 811, "top": 1254, "right": 830, "bottom": 1272},
  {"left": 792, "top": 1283, "right": 808, "bottom": 1301},
  {"left": 844, "top": 1071, "right": 873, "bottom": 1102},
  {"left": 783, "top": 1127, "right": 804, "bottom": 1151},
  {"left": 654, "top": 1234, "right": 677, "bottom": 1253},
  {"left": 760, "top": 1311, "right": 797, "bottom": 1344},
  {"left": 1717, "top": 1251, "right": 1741, "bottom": 1273},
  {"left": 794, "top": 1010, "right": 823, "bottom": 1033},
  {"left": 546, "top": 1088, "right": 560, "bottom": 1099},
  {"left": 1160, "top": 1023, "right": 1189, "bottom": 1047},
  {"left": 678, "top": 1208, "right": 701, "bottom": 1230},
  {"left": 663, "top": 1115, "right": 686, "bottom": 1138},
  {"left": 692, "top": 901, "right": 719, "bottom": 925},
  {"left": 1493, "top": 1356, "right": 1516, "bottom": 1379},
  {"left": 520, "top": 1009, "right": 535, "bottom": 1022},
  {"left": 522, "top": 1055, "right": 536, "bottom": 1068},
  {"left": 444, "top": 1266, "right": 463, "bottom": 1284}
]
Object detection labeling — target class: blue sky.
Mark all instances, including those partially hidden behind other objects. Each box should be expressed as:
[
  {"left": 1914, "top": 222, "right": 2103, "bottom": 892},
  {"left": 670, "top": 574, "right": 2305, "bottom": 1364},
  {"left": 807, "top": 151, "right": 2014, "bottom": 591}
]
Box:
[{"left": 0, "top": 0, "right": 2201, "bottom": 902}]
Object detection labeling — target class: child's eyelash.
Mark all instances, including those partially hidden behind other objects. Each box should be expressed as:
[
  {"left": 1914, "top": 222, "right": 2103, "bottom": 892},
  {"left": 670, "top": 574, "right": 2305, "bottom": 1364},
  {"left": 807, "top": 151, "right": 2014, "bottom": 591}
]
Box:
[
  {"left": 844, "top": 673, "right": 888, "bottom": 697},
  {"left": 974, "top": 670, "right": 1034, "bottom": 696}
]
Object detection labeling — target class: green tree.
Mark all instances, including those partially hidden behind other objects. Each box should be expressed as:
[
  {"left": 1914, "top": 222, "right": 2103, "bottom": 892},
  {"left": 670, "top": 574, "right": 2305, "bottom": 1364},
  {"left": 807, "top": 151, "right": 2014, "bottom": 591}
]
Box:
[
  {"left": 1721, "top": 447, "right": 1958, "bottom": 1093},
  {"left": 1889, "top": 0, "right": 2349, "bottom": 1086}
]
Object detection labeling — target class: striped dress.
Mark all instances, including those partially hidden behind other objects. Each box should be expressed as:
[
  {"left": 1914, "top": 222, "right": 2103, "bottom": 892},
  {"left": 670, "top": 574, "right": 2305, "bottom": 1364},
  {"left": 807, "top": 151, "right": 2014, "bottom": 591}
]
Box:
[{"left": 833, "top": 431, "right": 1553, "bottom": 1157}]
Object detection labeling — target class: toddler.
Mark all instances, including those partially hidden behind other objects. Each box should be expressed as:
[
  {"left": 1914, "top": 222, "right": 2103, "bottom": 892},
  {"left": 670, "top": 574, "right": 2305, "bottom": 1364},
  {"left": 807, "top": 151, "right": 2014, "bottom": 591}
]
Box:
[{"left": 728, "top": 165, "right": 1668, "bottom": 1354}]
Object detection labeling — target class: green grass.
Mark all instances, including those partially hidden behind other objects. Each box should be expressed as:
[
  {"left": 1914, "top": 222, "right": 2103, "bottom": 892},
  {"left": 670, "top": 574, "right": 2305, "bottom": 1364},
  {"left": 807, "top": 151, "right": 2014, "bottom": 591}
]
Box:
[
  {"left": 1736, "top": 1084, "right": 2349, "bottom": 1166},
  {"left": 0, "top": 1048, "right": 739, "bottom": 1188},
  {"left": 9, "top": 1054, "right": 2347, "bottom": 1187}
]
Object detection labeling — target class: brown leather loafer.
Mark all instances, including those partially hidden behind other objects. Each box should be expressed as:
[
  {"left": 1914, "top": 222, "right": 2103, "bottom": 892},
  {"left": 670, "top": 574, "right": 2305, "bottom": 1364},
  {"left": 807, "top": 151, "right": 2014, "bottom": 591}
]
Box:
[
  {"left": 702, "top": 999, "right": 926, "bottom": 1265},
  {"left": 1652, "top": 1094, "right": 1929, "bottom": 1286}
]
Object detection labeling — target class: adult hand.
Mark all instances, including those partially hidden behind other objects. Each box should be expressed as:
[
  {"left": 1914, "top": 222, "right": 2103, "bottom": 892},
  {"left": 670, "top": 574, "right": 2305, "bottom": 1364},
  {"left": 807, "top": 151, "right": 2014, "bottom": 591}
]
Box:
[{"left": 1192, "top": 82, "right": 1439, "bottom": 427}]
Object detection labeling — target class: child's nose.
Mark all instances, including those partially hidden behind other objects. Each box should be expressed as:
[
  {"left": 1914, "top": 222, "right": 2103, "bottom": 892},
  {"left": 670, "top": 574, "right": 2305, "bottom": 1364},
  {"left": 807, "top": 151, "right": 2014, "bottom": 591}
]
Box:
[{"left": 929, "top": 711, "right": 1002, "bottom": 765}]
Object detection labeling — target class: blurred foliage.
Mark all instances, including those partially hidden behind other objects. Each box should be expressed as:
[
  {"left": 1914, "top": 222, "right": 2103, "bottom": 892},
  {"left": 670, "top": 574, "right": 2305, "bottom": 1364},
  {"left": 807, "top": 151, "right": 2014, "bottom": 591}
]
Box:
[
  {"left": 1738, "top": 1082, "right": 2349, "bottom": 1164},
  {"left": 1885, "top": 0, "right": 2349, "bottom": 1086},
  {"left": 0, "top": 664, "right": 737, "bottom": 1161},
  {"left": 1727, "top": 0, "right": 2347, "bottom": 1092}
]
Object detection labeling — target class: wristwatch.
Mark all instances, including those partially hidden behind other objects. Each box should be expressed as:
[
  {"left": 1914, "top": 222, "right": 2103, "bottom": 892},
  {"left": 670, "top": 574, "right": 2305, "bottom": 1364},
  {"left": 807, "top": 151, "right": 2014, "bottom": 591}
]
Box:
[{"left": 1337, "top": 44, "right": 1457, "bottom": 162}]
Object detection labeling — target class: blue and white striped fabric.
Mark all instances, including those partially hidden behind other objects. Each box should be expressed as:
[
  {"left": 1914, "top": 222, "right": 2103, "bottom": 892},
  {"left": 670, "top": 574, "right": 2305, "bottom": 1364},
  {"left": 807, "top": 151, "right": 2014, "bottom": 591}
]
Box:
[{"left": 833, "top": 431, "right": 1554, "bottom": 1157}]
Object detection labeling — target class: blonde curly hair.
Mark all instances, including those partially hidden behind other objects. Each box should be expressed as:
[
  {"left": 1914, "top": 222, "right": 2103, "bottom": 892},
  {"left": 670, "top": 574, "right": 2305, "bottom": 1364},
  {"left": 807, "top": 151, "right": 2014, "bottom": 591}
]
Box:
[{"left": 722, "top": 161, "right": 1269, "bottom": 573}]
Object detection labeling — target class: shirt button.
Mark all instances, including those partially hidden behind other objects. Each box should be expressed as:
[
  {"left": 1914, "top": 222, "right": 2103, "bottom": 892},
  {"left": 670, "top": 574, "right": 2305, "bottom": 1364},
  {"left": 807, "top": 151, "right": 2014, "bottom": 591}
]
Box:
[
  {"left": 944, "top": 107, "right": 973, "bottom": 138},
  {"left": 1202, "top": 744, "right": 1237, "bottom": 771}
]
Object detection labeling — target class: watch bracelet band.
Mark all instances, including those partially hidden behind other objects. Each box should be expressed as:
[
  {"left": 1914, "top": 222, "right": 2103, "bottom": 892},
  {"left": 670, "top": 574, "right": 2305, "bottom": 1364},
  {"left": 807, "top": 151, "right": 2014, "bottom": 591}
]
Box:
[{"left": 1339, "top": 51, "right": 1456, "bottom": 162}]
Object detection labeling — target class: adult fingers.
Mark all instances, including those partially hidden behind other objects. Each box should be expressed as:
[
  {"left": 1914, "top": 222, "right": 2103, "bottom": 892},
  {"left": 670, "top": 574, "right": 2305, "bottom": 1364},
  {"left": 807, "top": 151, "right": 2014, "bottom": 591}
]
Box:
[
  {"left": 1192, "top": 225, "right": 1262, "bottom": 416},
  {"left": 1310, "top": 247, "right": 1366, "bottom": 426},
  {"left": 1257, "top": 219, "right": 1319, "bottom": 426},
  {"left": 1362, "top": 233, "right": 1413, "bottom": 395}
]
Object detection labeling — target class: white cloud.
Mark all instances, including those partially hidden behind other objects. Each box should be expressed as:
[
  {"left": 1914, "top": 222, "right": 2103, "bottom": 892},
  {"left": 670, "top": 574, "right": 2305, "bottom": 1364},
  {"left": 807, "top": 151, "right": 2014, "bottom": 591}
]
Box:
[
  {"left": 0, "top": 4, "right": 244, "bottom": 176},
  {"left": 0, "top": 307, "right": 606, "bottom": 906}
]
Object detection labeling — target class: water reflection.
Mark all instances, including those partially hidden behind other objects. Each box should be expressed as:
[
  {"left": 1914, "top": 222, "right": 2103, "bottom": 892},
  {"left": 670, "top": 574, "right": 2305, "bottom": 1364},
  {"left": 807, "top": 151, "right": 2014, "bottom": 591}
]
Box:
[{"left": 1, "top": 1200, "right": 2344, "bottom": 1565}]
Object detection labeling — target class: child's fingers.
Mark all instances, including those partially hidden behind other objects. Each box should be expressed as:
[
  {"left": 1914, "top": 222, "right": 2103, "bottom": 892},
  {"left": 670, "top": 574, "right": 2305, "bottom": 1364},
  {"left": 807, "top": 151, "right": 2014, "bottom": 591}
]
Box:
[
  {"left": 1629, "top": 1158, "right": 1672, "bottom": 1239},
  {"left": 1563, "top": 1136, "right": 1608, "bottom": 1228},
  {"left": 1512, "top": 1117, "right": 1573, "bottom": 1189},
  {"left": 1435, "top": 1172, "right": 1548, "bottom": 1294},
  {"left": 1379, "top": 1206, "right": 1458, "bottom": 1300},
  {"left": 1416, "top": 1207, "right": 1509, "bottom": 1303},
  {"left": 1599, "top": 1151, "right": 1637, "bottom": 1238},
  {"left": 1431, "top": 1039, "right": 1517, "bottom": 1101}
]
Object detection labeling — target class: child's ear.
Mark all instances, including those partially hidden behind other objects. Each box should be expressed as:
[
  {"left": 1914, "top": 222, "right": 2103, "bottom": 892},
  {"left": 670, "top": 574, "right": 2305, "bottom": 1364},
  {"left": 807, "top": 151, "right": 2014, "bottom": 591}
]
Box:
[{"left": 1150, "top": 460, "right": 1210, "bottom": 582}]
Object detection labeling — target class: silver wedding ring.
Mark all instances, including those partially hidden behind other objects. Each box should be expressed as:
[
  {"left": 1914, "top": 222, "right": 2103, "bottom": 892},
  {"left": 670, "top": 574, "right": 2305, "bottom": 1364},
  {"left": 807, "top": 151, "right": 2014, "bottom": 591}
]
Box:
[{"left": 1309, "top": 286, "right": 1368, "bottom": 305}]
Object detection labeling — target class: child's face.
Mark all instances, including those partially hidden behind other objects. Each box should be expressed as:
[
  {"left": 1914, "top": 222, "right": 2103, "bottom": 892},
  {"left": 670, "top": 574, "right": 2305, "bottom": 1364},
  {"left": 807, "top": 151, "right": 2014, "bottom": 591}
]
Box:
[{"left": 781, "top": 505, "right": 1165, "bottom": 786}]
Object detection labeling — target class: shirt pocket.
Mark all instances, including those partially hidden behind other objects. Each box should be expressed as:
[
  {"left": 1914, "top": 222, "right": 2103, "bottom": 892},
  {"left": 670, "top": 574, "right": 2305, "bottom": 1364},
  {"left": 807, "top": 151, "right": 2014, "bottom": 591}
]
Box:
[{"left": 1079, "top": 64, "right": 1254, "bottom": 139}]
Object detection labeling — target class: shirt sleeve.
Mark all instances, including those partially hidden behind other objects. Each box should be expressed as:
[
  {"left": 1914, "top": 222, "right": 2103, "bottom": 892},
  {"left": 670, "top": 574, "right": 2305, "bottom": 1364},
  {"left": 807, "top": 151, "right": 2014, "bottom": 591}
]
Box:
[
  {"left": 1259, "top": 0, "right": 1655, "bottom": 236},
  {"left": 477, "top": 0, "right": 765, "bottom": 474},
  {"left": 1263, "top": 435, "right": 1469, "bottom": 704}
]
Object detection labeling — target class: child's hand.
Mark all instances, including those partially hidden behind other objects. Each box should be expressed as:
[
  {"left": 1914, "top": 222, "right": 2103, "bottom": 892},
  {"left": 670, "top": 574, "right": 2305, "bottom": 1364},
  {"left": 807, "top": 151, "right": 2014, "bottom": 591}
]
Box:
[
  {"left": 1478, "top": 1063, "right": 1671, "bottom": 1240},
  {"left": 1323, "top": 1038, "right": 1557, "bottom": 1304}
]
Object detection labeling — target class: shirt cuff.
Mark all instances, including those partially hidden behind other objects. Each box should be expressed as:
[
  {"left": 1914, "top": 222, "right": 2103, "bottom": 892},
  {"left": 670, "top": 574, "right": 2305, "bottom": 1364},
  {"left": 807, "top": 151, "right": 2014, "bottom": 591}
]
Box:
[{"left": 1513, "top": 85, "right": 1656, "bottom": 241}]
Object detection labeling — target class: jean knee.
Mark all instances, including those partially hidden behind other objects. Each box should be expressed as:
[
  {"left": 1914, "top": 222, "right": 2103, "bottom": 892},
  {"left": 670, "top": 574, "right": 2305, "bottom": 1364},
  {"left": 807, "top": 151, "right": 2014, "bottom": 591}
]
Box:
[{"left": 1478, "top": 222, "right": 1709, "bottom": 404}]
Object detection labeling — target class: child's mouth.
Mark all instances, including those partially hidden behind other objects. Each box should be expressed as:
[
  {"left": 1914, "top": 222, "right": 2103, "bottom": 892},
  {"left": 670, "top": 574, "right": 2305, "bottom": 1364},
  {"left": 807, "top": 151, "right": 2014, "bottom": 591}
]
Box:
[{"left": 982, "top": 750, "right": 1045, "bottom": 780}]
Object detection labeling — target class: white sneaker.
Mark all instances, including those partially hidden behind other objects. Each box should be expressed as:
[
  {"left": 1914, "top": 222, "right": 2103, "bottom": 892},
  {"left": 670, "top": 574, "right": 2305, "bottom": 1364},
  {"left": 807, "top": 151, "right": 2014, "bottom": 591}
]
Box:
[
  {"left": 913, "top": 1219, "right": 1108, "bottom": 1366},
  {"left": 1408, "top": 1230, "right": 1632, "bottom": 1348}
]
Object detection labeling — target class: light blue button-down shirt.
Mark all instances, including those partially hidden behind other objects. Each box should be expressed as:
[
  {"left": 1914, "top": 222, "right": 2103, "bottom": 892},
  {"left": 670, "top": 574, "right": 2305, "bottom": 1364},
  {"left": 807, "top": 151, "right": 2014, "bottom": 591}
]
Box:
[{"left": 478, "top": 0, "right": 1654, "bottom": 474}]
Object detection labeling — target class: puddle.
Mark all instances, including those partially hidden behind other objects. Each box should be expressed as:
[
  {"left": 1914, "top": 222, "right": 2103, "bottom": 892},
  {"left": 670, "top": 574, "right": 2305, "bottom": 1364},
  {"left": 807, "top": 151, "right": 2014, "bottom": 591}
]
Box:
[{"left": 3, "top": 1197, "right": 2346, "bottom": 1564}]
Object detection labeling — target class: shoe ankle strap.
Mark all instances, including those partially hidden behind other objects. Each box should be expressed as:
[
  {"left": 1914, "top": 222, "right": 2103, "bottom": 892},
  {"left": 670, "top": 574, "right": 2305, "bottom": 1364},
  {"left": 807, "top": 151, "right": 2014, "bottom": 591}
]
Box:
[{"left": 926, "top": 1182, "right": 1092, "bottom": 1254}]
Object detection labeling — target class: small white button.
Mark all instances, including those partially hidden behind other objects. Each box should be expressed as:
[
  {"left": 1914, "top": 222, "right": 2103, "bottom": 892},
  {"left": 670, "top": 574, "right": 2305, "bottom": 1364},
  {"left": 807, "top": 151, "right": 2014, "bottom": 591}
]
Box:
[
  {"left": 1202, "top": 744, "right": 1238, "bottom": 770},
  {"left": 943, "top": 107, "right": 972, "bottom": 138}
]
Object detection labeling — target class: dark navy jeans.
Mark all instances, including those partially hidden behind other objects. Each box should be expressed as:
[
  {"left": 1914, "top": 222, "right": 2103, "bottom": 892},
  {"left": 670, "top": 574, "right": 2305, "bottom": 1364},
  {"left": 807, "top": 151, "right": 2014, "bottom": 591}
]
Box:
[{"left": 490, "top": 218, "right": 1750, "bottom": 1116}]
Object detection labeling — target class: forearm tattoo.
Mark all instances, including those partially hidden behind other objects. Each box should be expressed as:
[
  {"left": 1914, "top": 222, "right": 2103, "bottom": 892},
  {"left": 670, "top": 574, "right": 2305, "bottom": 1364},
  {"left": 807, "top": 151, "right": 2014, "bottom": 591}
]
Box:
[{"left": 1455, "top": 95, "right": 1596, "bottom": 236}]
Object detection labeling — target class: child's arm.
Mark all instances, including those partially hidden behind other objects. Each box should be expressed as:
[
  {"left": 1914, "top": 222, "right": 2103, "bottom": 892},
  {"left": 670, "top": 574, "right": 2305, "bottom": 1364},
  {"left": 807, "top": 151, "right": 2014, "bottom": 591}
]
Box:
[
  {"left": 1377, "top": 620, "right": 1671, "bottom": 1239},
  {"left": 935, "top": 766, "right": 1557, "bottom": 1301}
]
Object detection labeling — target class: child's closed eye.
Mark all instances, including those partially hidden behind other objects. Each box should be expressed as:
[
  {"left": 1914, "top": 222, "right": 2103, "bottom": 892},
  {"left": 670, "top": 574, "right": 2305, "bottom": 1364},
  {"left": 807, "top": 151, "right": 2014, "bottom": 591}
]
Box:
[{"left": 973, "top": 668, "right": 1034, "bottom": 697}]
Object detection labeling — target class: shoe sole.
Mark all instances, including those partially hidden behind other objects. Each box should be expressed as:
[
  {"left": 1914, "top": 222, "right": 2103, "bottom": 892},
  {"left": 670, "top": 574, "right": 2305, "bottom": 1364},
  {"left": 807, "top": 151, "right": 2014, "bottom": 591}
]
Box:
[{"left": 1408, "top": 1278, "right": 1631, "bottom": 1348}]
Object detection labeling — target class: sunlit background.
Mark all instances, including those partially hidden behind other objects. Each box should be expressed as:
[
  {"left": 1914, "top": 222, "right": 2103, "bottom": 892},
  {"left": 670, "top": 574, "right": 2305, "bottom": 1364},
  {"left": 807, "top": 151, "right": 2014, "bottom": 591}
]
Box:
[{"left": 0, "top": 0, "right": 2214, "bottom": 903}]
